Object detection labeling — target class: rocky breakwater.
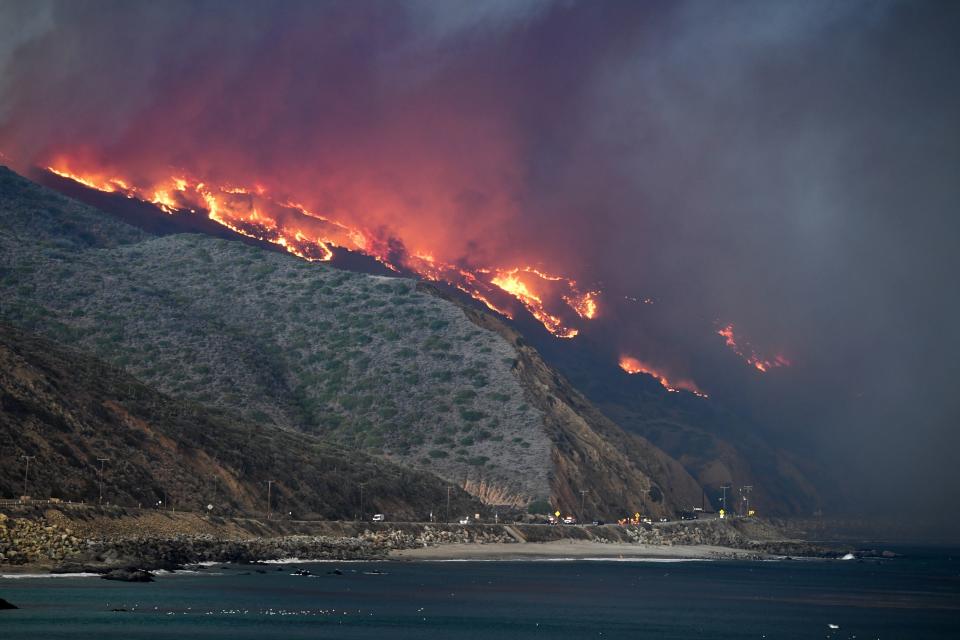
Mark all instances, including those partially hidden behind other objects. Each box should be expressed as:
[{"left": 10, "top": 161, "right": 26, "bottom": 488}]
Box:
[
  {"left": 0, "top": 510, "right": 517, "bottom": 577},
  {"left": 590, "top": 518, "right": 831, "bottom": 558},
  {"left": 360, "top": 525, "right": 515, "bottom": 550},
  {"left": 0, "top": 512, "right": 84, "bottom": 565},
  {"left": 55, "top": 534, "right": 389, "bottom": 575}
]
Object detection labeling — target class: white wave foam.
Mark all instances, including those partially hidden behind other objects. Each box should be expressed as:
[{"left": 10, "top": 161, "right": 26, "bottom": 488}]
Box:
[{"left": 415, "top": 557, "right": 712, "bottom": 563}]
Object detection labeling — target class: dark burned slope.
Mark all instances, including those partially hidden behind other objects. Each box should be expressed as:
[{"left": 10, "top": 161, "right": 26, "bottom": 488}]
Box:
[{"left": 0, "top": 323, "right": 481, "bottom": 520}]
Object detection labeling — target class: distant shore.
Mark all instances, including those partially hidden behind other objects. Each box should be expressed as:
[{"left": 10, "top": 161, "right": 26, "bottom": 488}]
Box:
[{"left": 390, "top": 540, "right": 768, "bottom": 561}]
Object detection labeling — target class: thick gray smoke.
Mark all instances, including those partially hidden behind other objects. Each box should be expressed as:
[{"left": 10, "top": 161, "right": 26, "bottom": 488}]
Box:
[{"left": 1, "top": 0, "right": 957, "bottom": 527}]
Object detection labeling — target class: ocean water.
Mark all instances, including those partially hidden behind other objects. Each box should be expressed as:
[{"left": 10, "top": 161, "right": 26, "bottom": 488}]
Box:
[{"left": 1, "top": 549, "right": 958, "bottom": 639}]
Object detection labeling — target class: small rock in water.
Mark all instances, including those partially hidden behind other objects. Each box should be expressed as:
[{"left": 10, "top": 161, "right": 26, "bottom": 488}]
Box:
[{"left": 101, "top": 569, "right": 155, "bottom": 583}]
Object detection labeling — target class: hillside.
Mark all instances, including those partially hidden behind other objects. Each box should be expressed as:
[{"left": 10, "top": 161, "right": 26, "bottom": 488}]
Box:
[
  {"left": 0, "top": 322, "right": 483, "bottom": 519},
  {"left": 0, "top": 166, "right": 703, "bottom": 517},
  {"left": 535, "top": 343, "right": 822, "bottom": 515}
]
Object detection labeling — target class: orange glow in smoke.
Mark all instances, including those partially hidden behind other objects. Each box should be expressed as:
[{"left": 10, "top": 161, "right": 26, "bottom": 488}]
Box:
[{"left": 618, "top": 355, "right": 708, "bottom": 398}]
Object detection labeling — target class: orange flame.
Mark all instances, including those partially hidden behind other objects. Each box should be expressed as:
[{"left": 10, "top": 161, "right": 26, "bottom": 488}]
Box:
[
  {"left": 47, "top": 166, "right": 134, "bottom": 196},
  {"left": 717, "top": 323, "right": 790, "bottom": 372},
  {"left": 565, "top": 290, "right": 598, "bottom": 319},
  {"left": 43, "top": 162, "right": 601, "bottom": 338},
  {"left": 618, "top": 355, "right": 708, "bottom": 398}
]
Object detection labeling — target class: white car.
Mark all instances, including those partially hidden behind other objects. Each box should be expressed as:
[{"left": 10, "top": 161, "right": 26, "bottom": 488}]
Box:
[
  {"left": 458, "top": 517, "right": 471, "bottom": 525},
  {"left": 562, "top": 516, "right": 576, "bottom": 525},
  {"left": 372, "top": 514, "right": 385, "bottom": 522}
]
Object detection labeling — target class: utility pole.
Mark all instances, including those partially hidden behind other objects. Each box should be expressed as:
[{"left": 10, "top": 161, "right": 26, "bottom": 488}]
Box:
[
  {"left": 720, "top": 485, "right": 730, "bottom": 514},
  {"left": 266, "top": 480, "right": 275, "bottom": 520},
  {"left": 580, "top": 490, "right": 589, "bottom": 519},
  {"left": 21, "top": 455, "right": 35, "bottom": 498},
  {"left": 359, "top": 482, "right": 367, "bottom": 522},
  {"left": 446, "top": 486, "right": 452, "bottom": 523},
  {"left": 96, "top": 458, "right": 109, "bottom": 505}
]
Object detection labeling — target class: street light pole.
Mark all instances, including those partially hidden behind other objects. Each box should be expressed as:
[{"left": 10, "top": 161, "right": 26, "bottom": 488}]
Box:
[
  {"left": 580, "top": 490, "right": 588, "bottom": 519},
  {"left": 21, "top": 455, "right": 35, "bottom": 498},
  {"left": 96, "top": 458, "right": 109, "bottom": 505},
  {"left": 720, "top": 485, "right": 730, "bottom": 514},
  {"left": 742, "top": 485, "right": 753, "bottom": 516},
  {"left": 446, "top": 486, "right": 452, "bottom": 523}
]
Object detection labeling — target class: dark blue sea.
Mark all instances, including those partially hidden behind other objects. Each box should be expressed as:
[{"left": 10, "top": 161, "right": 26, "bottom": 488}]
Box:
[{"left": 2, "top": 549, "right": 958, "bottom": 639}]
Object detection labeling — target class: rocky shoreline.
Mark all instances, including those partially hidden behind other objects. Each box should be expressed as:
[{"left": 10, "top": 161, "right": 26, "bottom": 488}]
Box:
[{"left": 0, "top": 509, "right": 845, "bottom": 579}]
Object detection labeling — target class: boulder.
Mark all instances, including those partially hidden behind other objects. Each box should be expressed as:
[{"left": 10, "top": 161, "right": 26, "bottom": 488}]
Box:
[{"left": 101, "top": 568, "right": 155, "bottom": 582}]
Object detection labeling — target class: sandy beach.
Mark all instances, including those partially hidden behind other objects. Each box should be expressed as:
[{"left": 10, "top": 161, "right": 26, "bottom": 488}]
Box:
[{"left": 389, "top": 540, "right": 767, "bottom": 561}]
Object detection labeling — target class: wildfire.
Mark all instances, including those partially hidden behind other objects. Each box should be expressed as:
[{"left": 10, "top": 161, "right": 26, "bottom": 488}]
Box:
[
  {"left": 43, "top": 162, "right": 601, "bottom": 338},
  {"left": 47, "top": 166, "right": 135, "bottom": 196},
  {"left": 565, "top": 290, "right": 598, "bottom": 319},
  {"left": 619, "top": 355, "right": 708, "bottom": 398},
  {"left": 717, "top": 324, "right": 791, "bottom": 372},
  {"left": 490, "top": 270, "right": 573, "bottom": 338}
]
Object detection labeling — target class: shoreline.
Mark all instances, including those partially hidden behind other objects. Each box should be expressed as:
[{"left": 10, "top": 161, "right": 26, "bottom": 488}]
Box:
[
  {"left": 1, "top": 508, "right": 838, "bottom": 576},
  {"left": 389, "top": 540, "right": 769, "bottom": 561},
  {"left": 0, "top": 542, "right": 770, "bottom": 577}
]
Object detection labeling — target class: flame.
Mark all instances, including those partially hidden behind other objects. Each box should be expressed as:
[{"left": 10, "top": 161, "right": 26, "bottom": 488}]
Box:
[
  {"left": 717, "top": 323, "right": 790, "bottom": 372},
  {"left": 42, "top": 162, "right": 600, "bottom": 337},
  {"left": 490, "top": 270, "right": 572, "bottom": 338},
  {"left": 565, "top": 290, "right": 598, "bottom": 319},
  {"left": 618, "top": 355, "right": 708, "bottom": 398},
  {"left": 47, "top": 165, "right": 135, "bottom": 195}
]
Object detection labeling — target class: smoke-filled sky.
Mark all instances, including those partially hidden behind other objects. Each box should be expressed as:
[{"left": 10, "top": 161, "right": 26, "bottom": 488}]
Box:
[{"left": 1, "top": 0, "right": 958, "bottom": 521}]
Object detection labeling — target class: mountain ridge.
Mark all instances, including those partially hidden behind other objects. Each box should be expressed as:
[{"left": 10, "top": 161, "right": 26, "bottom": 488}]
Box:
[{"left": 0, "top": 165, "right": 704, "bottom": 518}]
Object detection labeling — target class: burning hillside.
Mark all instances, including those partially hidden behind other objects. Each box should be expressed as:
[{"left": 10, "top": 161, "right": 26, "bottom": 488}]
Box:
[
  {"left": 44, "top": 161, "right": 598, "bottom": 339},
  {"left": 618, "top": 355, "right": 708, "bottom": 398},
  {"left": 717, "top": 324, "right": 791, "bottom": 373}
]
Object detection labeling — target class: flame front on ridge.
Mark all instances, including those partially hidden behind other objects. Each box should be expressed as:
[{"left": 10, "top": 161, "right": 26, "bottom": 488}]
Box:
[
  {"left": 44, "top": 162, "right": 599, "bottom": 339},
  {"left": 717, "top": 323, "right": 791, "bottom": 372},
  {"left": 618, "top": 355, "right": 708, "bottom": 398}
]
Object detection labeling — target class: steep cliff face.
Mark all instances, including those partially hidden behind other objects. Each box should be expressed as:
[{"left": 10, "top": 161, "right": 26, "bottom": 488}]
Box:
[{"left": 438, "top": 293, "right": 705, "bottom": 519}]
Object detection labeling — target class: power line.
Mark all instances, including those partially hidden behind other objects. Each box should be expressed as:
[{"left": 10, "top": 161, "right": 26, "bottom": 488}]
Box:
[
  {"left": 21, "top": 455, "right": 35, "bottom": 498},
  {"left": 266, "top": 480, "right": 275, "bottom": 520},
  {"left": 96, "top": 458, "right": 109, "bottom": 505},
  {"left": 359, "top": 482, "right": 367, "bottom": 522}
]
